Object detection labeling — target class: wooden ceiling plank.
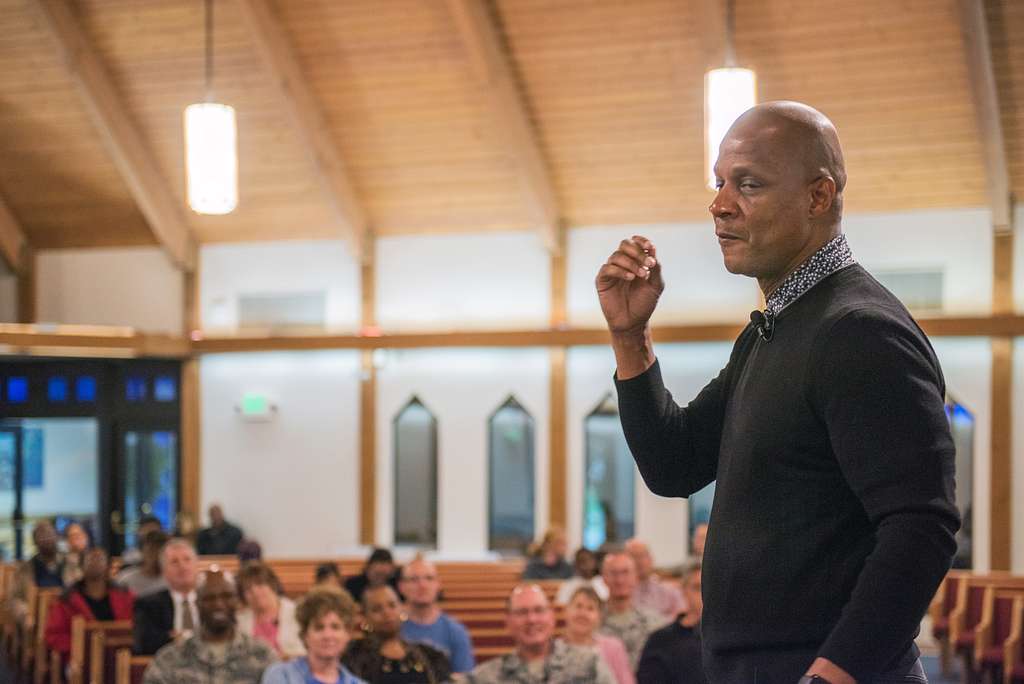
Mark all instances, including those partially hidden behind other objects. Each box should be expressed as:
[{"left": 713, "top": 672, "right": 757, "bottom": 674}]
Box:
[
  {"left": 32, "top": 0, "right": 197, "bottom": 271},
  {"left": 445, "top": 0, "right": 560, "bottom": 253},
  {"left": 236, "top": 0, "right": 370, "bottom": 262},
  {"left": 0, "top": 192, "right": 28, "bottom": 274},
  {"left": 958, "top": 0, "right": 1013, "bottom": 233}
]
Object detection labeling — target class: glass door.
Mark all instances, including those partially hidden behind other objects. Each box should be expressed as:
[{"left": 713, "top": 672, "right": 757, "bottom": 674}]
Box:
[
  {"left": 0, "top": 426, "right": 24, "bottom": 560},
  {"left": 112, "top": 426, "right": 179, "bottom": 553}
]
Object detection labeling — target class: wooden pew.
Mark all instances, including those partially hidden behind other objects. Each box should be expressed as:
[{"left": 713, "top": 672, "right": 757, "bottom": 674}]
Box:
[
  {"left": 114, "top": 649, "right": 151, "bottom": 684},
  {"left": 29, "top": 587, "right": 61, "bottom": 684},
  {"left": 972, "top": 590, "right": 1024, "bottom": 683},
  {"left": 64, "top": 617, "right": 133, "bottom": 684}
]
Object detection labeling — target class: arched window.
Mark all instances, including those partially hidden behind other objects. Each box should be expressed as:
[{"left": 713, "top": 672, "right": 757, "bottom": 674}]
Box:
[
  {"left": 945, "top": 394, "right": 974, "bottom": 568},
  {"left": 583, "top": 393, "right": 635, "bottom": 550},
  {"left": 488, "top": 396, "right": 535, "bottom": 553},
  {"left": 393, "top": 396, "right": 438, "bottom": 547}
]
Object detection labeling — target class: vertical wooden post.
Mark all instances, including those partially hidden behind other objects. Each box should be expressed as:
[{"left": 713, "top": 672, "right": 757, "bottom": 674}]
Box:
[
  {"left": 180, "top": 266, "right": 201, "bottom": 531},
  {"left": 16, "top": 248, "right": 35, "bottom": 324},
  {"left": 990, "top": 231, "right": 1013, "bottom": 570},
  {"left": 359, "top": 259, "right": 377, "bottom": 545},
  {"left": 549, "top": 226, "right": 568, "bottom": 531}
]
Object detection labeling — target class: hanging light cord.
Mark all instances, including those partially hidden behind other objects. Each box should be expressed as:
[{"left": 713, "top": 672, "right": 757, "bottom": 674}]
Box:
[
  {"left": 204, "top": 0, "right": 214, "bottom": 102},
  {"left": 723, "top": 0, "right": 736, "bottom": 67}
]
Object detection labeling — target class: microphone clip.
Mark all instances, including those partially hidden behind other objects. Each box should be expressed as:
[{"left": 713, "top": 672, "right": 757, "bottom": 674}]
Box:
[{"left": 750, "top": 309, "right": 775, "bottom": 343}]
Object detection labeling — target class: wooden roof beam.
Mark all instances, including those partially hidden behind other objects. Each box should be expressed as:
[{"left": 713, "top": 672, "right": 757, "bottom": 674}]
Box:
[
  {"left": 958, "top": 0, "right": 1014, "bottom": 234},
  {"left": 445, "top": 0, "right": 561, "bottom": 253},
  {"left": 236, "top": 0, "right": 370, "bottom": 263},
  {"left": 0, "top": 193, "right": 28, "bottom": 274},
  {"left": 33, "top": 0, "right": 197, "bottom": 271}
]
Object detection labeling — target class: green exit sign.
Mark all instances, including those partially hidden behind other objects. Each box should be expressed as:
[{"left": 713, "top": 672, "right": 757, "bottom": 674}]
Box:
[{"left": 239, "top": 393, "right": 275, "bottom": 421}]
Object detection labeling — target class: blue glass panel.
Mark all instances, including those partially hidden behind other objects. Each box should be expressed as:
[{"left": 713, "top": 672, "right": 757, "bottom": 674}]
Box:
[
  {"left": 47, "top": 377, "right": 68, "bottom": 403},
  {"left": 7, "top": 377, "right": 28, "bottom": 403},
  {"left": 154, "top": 376, "right": 176, "bottom": 402},
  {"left": 125, "top": 376, "right": 147, "bottom": 402},
  {"left": 75, "top": 376, "right": 97, "bottom": 402}
]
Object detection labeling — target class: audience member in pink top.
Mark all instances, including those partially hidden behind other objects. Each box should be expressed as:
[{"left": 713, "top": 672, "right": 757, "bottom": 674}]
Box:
[
  {"left": 563, "top": 586, "right": 636, "bottom": 684},
  {"left": 625, "top": 539, "right": 685, "bottom": 620}
]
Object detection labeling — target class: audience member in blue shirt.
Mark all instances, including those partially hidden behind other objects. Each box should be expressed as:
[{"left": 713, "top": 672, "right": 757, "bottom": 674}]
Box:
[{"left": 398, "top": 558, "right": 475, "bottom": 673}]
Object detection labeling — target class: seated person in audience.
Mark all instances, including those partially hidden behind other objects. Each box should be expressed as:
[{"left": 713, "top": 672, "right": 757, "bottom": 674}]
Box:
[
  {"left": 342, "top": 584, "right": 450, "bottom": 683},
  {"left": 598, "top": 552, "right": 664, "bottom": 671},
  {"left": 343, "top": 547, "right": 401, "bottom": 603},
  {"left": 563, "top": 587, "right": 635, "bottom": 684},
  {"left": 121, "top": 515, "right": 164, "bottom": 568},
  {"left": 466, "top": 583, "right": 615, "bottom": 684},
  {"left": 133, "top": 538, "right": 200, "bottom": 655},
  {"left": 10, "top": 521, "right": 66, "bottom": 624},
  {"left": 143, "top": 570, "right": 277, "bottom": 684},
  {"left": 195, "top": 503, "right": 244, "bottom": 556},
  {"left": 261, "top": 589, "right": 366, "bottom": 684},
  {"left": 398, "top": 557, "right": 475, "bottom": 673},
  {"left": 238, "top": 539, "right": 263, "bottom": 561},
  {"left": 636, "top": 562, "right": 706, "bottom": 684},
  {"left": 236, "top": 560, "right": 306, "bottom": 658},
  {"left": 44, "top": 547, "right": 135, "bottom": 659},
  {"left": 521, "top": 527, "right": 573, "bottom": 580},
  {"left": 556, "top": 548, "right": 609, "bottom": 605},
  {"left": 623, "top": 539, "right": 684, "bottom": 620},
  {"left": 313, "top": 562, "right": 345, "bottom": 591},
  {"left": 61, "top": 521, "right": 91, "bottom": 586},
  {"left": 116, "top": 530, "right": 168, "bottom": 598}
]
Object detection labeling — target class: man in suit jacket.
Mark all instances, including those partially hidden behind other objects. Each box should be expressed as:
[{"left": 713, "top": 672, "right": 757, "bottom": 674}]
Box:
[{"left": 133, "top": 538, "right": 200, "bottom": 655}]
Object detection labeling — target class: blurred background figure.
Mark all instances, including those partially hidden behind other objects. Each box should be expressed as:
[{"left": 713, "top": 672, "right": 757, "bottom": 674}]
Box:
[
  {"left": 556, "top": 547, "right": 609, "bottom": 605},
  {"left": 196, "top": 504, "right": 244, "bottom": 556},
  {"left": 637, "top": 561, "right": 706, "bottom": 683},
  {"left": 562, "top": 586, "right": 634, "bottom": 684},
  {"left": 117, "top": 530, "right": 169, "bottom": 598},
  {"left": 522, "top": 527, "right": 573, "bottom": 580},
  {"left": 236, "top": 561, "right": 305, "bottom": 659},
  {"left": 343, "top": 547, "right": 400, "bottom": 603}
]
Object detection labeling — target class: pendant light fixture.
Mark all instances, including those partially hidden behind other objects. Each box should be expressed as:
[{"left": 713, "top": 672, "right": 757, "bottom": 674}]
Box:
[
  {"left": 184, "top": 0, "right": 238, "bottom": 214},
  {"left": 704, "top": 0, "right": 756, "bottom": 190}
]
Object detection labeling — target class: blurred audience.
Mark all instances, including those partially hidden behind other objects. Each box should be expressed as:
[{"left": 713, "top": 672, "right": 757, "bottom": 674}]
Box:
[
  {"left": 261, "top": 589, "right": 366, "bottom": 684},
  {"left": 238, "top": 539, "right": 263, "bottom": 561},
  {"left": 195, "top": 504, "right": 244, "bottom": 556},
  {"left": 143, "top": 570, "right": 276, "bottom": 684},
  {"left": 466, "top": 583, "right": 614, "bottom": 684},
  {"left": 314, "top": 562, "right": 345, "bottom": 591},
  {"left": 10, "top": 521, "right": 66, "bottom": 625},
  {"left": 45, "top": 548, "right": 134, "bottom": 659},
  {"left": 399, "top": 557, "right": 475, "bottom": 673},
  {"left": 133, "top": 538, "right": 200, "bottom": 655},
  {"left": 116, "top": 530, "right": 168, "bottom": 598},
  {"left": 556, "top": 547, "right": 609, "bottom": 605},
  {"left": 599, "top": 552, "right": 664, "bottom": 671},
  {"left": 563, "top": 587, "right": 635, "bottom": 684},
  {"left": 61, "top": 521, "right": 90, "bottom": 586},
  {"left": 122, "top": 515, "right": 164, "bottom": 568},
  {"left": 624, "top": 539, "right": 684, "bottom": 620},
  {"left": 342, "top": 584, "right": 450, "bottom": 683},
  {"left": 343, "top": 547, "right": 401, "bottom": 603},
  {"left": 690, "top": 523, "right": 707, "bottom": 559},
  {"left": 637, "top": 562, "right": 706, "bottom": 683},
  {"left": 236, "top": 561, "right": 305, "bottom": 658},
  {"left": 522, "top": 527, "right": 573, "bottom": 580}
]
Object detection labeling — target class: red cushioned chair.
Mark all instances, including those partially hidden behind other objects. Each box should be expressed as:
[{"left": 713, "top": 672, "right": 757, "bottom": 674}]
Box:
[{"left": 975, "top": 591, "right": 1023, "bottom": 683}]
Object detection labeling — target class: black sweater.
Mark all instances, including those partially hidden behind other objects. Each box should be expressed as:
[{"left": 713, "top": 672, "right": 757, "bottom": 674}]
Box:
[{"left": 615, "top": 265, "right": 959, "bottom": 682}]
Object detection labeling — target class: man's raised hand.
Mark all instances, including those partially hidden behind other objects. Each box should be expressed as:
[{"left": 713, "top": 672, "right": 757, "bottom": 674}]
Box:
[{"left": 595, "top": 235, "right": 664, "bottom": 334}]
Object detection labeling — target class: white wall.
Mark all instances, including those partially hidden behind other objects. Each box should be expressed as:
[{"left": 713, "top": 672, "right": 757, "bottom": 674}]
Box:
[
  {"left": 376, "top": 233, "right": 550, "bottom": 332},
  {"left": 200, "top": 241, "right": 360, "bottom": 333},
  {"left": 566, "top": 343, "right": 733, "bottom": 567},
  {"left": 567, "top": 224, "right": 758, "bottom": 327},
  {"left": 375, "top": 348, "right": 549, "bottom": 557},
  {"left": 930, "top": 338, "right": 992, "bottom": 572},
  {"left": 845, "top": 207, "right": 994, "bottom": 314},
  {"left": 199, "top": 351, "right": 362, "bottom": 557},
  {"left": 36, "top": 248, "right": 183, "bottom": 334}
]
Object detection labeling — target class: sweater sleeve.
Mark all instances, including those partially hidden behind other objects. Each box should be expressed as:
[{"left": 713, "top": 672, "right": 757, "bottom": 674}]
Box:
[
  {"left": 614, "top": 352, "right": 735, "bottom": 498},
  {"left": 810, "top": 309, "right": 960, "bottom": 679}
]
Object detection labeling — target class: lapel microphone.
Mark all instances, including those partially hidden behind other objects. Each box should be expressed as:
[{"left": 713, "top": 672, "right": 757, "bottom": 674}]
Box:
[{"left": 750, "top": 309, "right": 775, "bottom": 343}]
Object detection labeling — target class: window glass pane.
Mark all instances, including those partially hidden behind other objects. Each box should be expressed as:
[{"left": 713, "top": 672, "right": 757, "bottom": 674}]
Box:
[
  {"left": 393, "top": 398, "right": 437, "bottom": 547},
  {"left": 125, "top": 376, "right": 147, "bottom": 402},
  {"left": 47, "top": 377, "right": 68, "bottom": 403},
  {"left": 583, "top": 394, "right": 635, "bottom": 550},
  {"left": 946, "top": 396, "right": 973, "bottom": 569},
  {"left": 154, "top": 376, "right": 177, "bottom": 402},
  {"left": 75, "top": 376, "right": 97, "bottom": 402},
  {"left": 123, "top": 430, "right": 178, "bottom": 548},
  {"left": 488, "top": 397, "right": 535, "bottom": 553},
  {"left": 7, "top": 377, "right": 28, "bottom": 404}
]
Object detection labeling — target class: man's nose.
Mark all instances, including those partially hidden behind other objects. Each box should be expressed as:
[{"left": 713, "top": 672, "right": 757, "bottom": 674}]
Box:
[{"left": 709, "top": 185, "right": 735, "bottom": 218}]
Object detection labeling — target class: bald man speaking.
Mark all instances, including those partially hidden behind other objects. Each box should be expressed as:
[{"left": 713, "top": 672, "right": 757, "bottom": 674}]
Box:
[{"left": 596, "top": 102, "right": 959, "bottom": 683}]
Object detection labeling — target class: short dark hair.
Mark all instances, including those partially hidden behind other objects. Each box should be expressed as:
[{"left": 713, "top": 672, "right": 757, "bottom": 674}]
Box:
[
  {"left": 315, "top": 562, "right": 343, "bottom": 583},
  {"left": 366, "top": 547, "right": 394, "bottom": 566},
  {"left": 141, "top": 530, "right": 169, "bottom": 550},
  {"left": 138, "top": 515, "right": 162, "bottom": 528}
]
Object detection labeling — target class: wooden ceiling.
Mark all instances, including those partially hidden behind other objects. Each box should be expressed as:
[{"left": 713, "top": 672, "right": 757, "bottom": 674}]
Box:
[{"left": 0, "top": 0, "right": 1019, "bottom": 255}]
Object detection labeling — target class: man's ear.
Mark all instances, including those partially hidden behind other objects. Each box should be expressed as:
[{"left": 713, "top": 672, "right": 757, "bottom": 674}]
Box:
[{"left": 808, "top": 176, "right": 837, "bottom": 218}]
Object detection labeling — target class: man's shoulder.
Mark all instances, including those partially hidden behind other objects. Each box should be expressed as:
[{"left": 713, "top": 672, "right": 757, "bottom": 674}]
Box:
[
  {"left": 136, "top": 589, "right": 171, "bottom": 609},
  {"left": 437, "top": 611, "right": 471, "bottom": 635}
]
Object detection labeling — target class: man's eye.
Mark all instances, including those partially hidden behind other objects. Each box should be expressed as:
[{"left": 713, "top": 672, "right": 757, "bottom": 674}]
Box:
[
  {"left": 740, "top": 181, "right": 760, "bottom": 190},
  {"left": 714, "top": 180, "right": 724, "bottom": 190}
]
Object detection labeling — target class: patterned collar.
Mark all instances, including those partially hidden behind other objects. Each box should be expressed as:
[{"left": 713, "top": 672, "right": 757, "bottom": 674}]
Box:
[{"left": 764, "top": 234, "right": 856, "bottom": 316}]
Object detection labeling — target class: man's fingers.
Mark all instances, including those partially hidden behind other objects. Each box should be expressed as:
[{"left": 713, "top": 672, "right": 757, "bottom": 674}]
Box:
[
  {"left": 606, "top": 251, "right": 651, "bottom": 279},
  {"left": 627, "top": 236, "right": 658, "bottom": 269},
  {"left": 596, "top": 263, "right": 638, "bottom": 289}
]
